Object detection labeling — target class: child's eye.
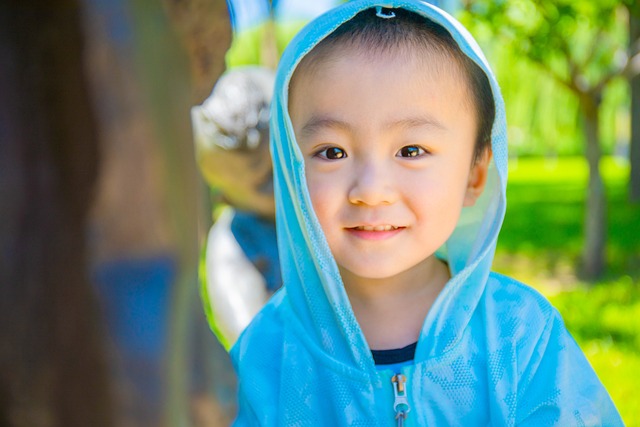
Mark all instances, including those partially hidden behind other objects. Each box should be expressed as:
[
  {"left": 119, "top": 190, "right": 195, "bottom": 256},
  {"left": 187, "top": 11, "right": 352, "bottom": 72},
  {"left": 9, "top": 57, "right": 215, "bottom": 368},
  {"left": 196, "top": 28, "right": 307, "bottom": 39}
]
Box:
[
  {"left": 396, "top": 145, "right": 427, "bottom": 158},
  {"left": 315, "top": 146, "right": 347, "bottom": 160}
]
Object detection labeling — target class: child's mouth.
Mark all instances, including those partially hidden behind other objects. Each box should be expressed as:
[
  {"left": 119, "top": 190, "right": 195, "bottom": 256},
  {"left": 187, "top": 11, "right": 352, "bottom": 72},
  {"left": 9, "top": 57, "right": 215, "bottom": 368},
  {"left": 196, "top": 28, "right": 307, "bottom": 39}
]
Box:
[
  {"left": 346, "top": 225, "right": 405, "bottom": 240},
  {"left": 351, "top": 225, "right": 400, "bottom": 231}
]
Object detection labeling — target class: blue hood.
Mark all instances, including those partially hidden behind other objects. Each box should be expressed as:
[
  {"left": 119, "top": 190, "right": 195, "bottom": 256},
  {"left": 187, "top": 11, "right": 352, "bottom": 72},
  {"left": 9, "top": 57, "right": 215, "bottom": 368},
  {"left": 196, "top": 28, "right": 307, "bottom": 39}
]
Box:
[{"left": 270, "top": 0, "right": 507, "bottom": 379}]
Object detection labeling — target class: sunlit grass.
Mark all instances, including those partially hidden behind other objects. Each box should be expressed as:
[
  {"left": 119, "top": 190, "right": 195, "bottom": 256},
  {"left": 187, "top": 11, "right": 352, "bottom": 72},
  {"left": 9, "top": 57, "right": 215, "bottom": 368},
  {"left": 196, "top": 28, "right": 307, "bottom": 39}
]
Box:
[
  {"left": 495, "top": 156, "right": 639, "bottom": 424},
  {"left": 547, "top": 277, "right": 640, "bottom": 425}
]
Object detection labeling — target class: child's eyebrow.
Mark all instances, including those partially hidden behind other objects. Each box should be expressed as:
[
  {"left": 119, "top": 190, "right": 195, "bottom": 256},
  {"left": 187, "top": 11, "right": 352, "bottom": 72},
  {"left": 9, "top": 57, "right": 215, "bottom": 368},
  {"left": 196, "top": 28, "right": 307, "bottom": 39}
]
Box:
[
  {"left": 300, "top": 116, "right": 351, "bottom": 138},
  {"left": 382, "top": 116, "right": 448, "bottom": 132}
]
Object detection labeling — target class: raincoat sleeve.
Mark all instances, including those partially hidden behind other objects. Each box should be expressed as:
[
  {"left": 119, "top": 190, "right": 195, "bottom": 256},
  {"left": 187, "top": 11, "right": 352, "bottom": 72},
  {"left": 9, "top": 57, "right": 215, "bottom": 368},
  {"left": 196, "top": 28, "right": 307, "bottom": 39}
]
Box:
[{"left": 516, "top": 308, "right": 623, "bottom": 426}]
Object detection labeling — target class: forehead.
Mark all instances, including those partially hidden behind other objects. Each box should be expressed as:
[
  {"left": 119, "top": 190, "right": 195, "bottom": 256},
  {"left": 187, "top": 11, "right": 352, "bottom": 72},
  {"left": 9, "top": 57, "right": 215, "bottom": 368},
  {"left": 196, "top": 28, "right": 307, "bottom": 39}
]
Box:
[
  {"left": 289, "top": 43, "right": 473, "bottom": 119},
  {"left": 288, "top": 47, "right": 477, "bottom": 146}
]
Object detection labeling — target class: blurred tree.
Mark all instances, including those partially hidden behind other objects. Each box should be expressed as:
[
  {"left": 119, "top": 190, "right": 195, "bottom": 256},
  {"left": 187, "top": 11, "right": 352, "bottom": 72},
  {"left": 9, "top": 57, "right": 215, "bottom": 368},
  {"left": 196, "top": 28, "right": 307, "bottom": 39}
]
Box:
[
  {"left": 465, "top": 0, "right": 639, "bottom": 279},
  {"left": 163, "top": 0, "right": 233, "bottom": 103},
  {"left": 0, "top": 1, "right": 112, "bottom": 426},
  {"left": 127, "top": 0, "right": 233, "bottom": 425}
]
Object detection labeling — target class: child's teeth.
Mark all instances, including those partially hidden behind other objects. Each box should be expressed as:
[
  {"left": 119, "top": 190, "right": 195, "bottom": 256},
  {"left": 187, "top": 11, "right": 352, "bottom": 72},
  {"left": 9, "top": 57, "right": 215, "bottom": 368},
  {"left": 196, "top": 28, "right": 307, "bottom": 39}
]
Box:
[{"left": 359, "top": 225, "right": 396, "bottom": 231}]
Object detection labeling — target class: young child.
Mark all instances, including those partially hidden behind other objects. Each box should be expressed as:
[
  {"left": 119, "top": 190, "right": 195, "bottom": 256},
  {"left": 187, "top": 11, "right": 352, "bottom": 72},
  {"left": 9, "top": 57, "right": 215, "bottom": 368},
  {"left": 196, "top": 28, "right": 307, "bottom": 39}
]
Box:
[{"left": 230, "top": 1, "right": 623, "bottom": 425}]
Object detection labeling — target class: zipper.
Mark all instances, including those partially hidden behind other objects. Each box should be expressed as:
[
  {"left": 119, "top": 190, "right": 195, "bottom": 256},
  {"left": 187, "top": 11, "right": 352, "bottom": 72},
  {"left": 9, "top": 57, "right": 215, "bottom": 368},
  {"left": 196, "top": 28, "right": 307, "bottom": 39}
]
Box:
[{"left": 391, "top": 373, "right": 410, "bottom": 426}]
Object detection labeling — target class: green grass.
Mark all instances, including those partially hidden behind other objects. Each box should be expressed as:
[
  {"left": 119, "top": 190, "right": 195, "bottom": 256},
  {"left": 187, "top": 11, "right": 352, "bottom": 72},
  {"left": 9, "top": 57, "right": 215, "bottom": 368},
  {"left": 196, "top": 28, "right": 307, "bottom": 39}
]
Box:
[
  {"left": 497, "top": 156, "right": 640, "bottom": 281},
  {"left": 494, "top": 156, "right": 640, "bottom": 424},
  {"left": 548, "top": 278, "right": 640, "bottom": 425}
]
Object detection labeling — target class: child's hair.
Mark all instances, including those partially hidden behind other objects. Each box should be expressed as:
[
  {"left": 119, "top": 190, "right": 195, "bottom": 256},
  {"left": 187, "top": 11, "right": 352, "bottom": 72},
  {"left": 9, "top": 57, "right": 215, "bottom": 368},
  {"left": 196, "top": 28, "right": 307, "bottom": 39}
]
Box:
[{"left": 292, "top": 7, "right": 495, "bottom": 164}]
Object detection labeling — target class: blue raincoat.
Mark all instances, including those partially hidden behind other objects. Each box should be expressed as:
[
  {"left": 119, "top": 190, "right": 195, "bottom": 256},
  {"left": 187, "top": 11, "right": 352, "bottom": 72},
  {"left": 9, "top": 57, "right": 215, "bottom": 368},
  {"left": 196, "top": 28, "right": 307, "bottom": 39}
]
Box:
[{"left": 230, "top": 1, "right": 623, "bottom": 425}]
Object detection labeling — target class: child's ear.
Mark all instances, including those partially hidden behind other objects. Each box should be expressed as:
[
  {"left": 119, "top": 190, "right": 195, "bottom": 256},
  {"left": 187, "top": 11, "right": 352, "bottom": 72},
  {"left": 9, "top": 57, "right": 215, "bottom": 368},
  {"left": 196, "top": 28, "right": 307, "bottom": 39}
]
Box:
[{"left": 464, "top": 148, "right": 492, "bottom": 207}]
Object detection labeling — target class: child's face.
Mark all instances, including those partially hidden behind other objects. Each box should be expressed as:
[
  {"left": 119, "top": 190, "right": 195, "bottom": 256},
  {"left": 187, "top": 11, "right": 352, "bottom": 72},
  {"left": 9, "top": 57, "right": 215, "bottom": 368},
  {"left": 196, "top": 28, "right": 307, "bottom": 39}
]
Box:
[{"left": 290, "top": 47, "right": 489, "bottom": 282}]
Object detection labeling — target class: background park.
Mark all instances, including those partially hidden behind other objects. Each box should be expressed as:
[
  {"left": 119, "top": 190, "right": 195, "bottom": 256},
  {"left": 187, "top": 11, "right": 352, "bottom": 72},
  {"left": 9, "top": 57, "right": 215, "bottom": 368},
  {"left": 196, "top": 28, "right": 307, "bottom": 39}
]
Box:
[
  {"left": 461, "top": 2, "right": 640, "bottom": 422},
  {"left": 1, "top": 0, "right": 638, "bottom": 426}
]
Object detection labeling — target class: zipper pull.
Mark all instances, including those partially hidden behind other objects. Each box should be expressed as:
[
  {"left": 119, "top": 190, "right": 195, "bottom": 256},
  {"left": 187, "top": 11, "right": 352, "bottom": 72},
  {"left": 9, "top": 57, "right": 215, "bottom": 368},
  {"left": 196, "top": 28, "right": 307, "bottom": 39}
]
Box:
[{"left": 391, "top": 374, "right": 410, "bottom": 426}]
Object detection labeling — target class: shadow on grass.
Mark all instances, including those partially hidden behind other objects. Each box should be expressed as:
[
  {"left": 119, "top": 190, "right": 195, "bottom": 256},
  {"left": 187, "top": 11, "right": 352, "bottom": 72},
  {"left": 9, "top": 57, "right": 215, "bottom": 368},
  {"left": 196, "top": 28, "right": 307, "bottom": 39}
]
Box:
[{"left": 498, "top": 171, "right": 640, "bottom": 279}]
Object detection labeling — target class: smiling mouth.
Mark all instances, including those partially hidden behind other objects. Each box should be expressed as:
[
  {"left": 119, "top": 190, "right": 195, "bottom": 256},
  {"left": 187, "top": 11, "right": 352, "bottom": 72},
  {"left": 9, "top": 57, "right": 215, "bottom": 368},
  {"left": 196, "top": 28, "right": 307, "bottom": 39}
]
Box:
[{"left": 350, "top": 225, "right": 402, "bottom": 231}]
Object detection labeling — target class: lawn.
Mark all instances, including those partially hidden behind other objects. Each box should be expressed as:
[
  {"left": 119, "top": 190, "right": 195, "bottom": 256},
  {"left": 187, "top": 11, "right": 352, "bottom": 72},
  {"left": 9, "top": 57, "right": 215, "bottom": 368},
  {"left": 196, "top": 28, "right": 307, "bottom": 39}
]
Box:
[{"left": 494, "top": 156, "right": 640, "bottom": 424}]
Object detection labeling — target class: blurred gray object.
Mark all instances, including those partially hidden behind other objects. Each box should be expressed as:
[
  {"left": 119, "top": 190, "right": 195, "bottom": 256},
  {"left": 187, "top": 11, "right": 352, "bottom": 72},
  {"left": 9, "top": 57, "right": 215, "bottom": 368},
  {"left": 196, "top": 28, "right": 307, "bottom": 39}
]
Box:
[
  {"left": 191, "top": 67, "right": 276, "bottom": 218},
  {"left": 192, "top": 66, "right": 279, "bottom": 349}
]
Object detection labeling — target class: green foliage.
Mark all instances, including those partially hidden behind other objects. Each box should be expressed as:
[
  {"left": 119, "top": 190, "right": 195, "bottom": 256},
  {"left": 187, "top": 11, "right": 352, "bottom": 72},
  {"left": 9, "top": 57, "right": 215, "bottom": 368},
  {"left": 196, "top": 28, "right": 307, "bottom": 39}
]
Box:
[
  {"left": 225, "top": 25, "right": 266, "bottom": 68},
  {"left": 463, "top": 0, "right": 626, "bottom": 88},
  {"left": 459, "top": 1, "right": 631, "bottom": 158},
  {"left": 551, "top": 276, "right": 640, "bottom": 353}
]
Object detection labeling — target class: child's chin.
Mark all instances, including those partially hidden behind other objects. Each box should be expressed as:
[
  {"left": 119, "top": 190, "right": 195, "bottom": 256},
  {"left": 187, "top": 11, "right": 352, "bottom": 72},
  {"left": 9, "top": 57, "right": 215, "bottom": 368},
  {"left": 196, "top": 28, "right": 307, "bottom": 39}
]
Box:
[{"left": 338, "top": 264, "right": 409, "bottom": 282}]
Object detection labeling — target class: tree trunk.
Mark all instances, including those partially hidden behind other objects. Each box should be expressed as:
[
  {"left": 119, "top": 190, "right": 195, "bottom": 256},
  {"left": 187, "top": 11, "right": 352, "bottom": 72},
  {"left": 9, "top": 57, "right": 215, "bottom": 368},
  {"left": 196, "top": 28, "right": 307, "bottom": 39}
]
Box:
[
  {"left": 0, "top": 1, "right": 112, "bottom": 426},
  {"left": 630, "top": 8, "right": 640, "bottom": 202},
  {"left": 127, "top": 0, "right": 232, "bottom": 425},
  {"left": 580, "top": 93, "right": 607, "bottom": 280},
  {"left": 163, "top": 0, "right": 233, "bottom": 103}
]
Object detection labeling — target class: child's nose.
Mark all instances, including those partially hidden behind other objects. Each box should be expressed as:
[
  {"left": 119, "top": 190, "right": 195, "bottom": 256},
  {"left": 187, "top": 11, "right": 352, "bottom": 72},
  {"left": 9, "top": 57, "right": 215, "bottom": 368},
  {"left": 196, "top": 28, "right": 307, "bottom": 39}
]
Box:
[{"left": 347, "top": 160, "right": 399, "bottom": 206}]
